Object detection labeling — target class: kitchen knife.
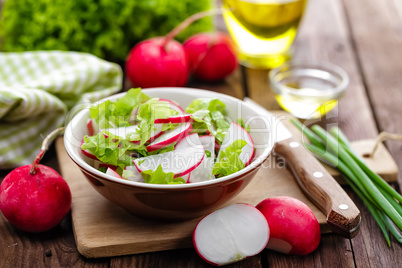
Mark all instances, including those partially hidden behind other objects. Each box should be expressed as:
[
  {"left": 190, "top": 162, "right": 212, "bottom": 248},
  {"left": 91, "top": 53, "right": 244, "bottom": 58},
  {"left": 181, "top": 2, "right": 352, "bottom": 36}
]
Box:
[{"left": 244, "top": 97, "right": 361, "bottom": 238}]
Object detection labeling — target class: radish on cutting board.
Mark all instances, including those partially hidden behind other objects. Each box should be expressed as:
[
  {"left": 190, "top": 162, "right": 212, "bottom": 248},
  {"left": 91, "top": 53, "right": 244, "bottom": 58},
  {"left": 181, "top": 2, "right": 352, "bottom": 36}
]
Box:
[
  {"left": 218, "top": 122, "right": 255, "bottom": 166},
  {"left": 256, "top": 196, "right": 321, "bottom": 255},
  {"left": 193, "top": 203, "right": 269, "bottom": 266}
]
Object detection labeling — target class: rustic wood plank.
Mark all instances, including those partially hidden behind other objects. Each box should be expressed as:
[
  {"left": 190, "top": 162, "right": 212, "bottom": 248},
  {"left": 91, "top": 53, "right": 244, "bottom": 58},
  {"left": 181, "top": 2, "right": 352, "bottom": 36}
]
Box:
[
  {"left": 243, "top": 0, "right": 381, "bottom": 266},
  {"left": 341, "top": 0, "right": 402, "bottom": 267}
]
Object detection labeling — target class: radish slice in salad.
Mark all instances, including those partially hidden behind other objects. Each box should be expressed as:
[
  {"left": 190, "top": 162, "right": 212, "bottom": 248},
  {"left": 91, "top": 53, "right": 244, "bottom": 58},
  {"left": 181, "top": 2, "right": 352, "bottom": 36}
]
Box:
[
  {"left": 218, "top": 122, "right": 255, "bottom": 166},
  {"left": 146, "top": 123, "right": 192, "bottom": 152},
  {"left": 176, "top": 134, "right": 215, "bottom": 183},
  {"left": 154, "top": 114, "right": 192, "bottom": 124},
  {"left": 102, "top": 124, "right": 163, "bottom": 144},
  {"left": 106, "top": 168, "right": 123, "bottom": 179},
  {"left": 133, "top": 145, "right": 205, "bottom": 177},
  {"left": 124, "top": 166, "right": 144, "bottom": 182},
  {"left": 159, "top": 98, "right": 185, "bottom": 113}
]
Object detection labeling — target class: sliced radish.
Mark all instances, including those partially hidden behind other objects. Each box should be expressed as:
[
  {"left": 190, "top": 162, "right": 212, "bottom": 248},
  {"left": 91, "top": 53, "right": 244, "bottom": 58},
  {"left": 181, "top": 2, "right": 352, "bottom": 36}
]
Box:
[
  {"left": 218, "top": 122, "right": 255, "bottom": 166},
  {"left": 159, "top": 98, "right": 185, "bottom": 113},
  {"left": 124, "top": 166, "right": 144, "bottom": 182},
  {"left": 193, "top": 203, "right": 270, "bottom": 266},
  {"left": 146, "top": 123, "right": 192, "bottom": 152},
  {"left": 182, "top": 173, "right": 190, "bottom": 183},
  {"left": 154, "top": 114, "right": 192, "bottom": 124},
  {"left": 106, "top": 168, "right": 122, "bottom": 179},
  {"left": 102, "top": 124, "right": 163, "bottom": 144},
  {"left": 86, "top": 119, "right": 99, "bottom": 136},
  {"left": 80, "top": 140, "right": 99, "bottom": 160},
  {"left": 133, "top": 145, "right": 204, "bottom": 177},
  {"left": 188, "top": 135, "right": 215, "bottom": 183},
  {"left": 93, "top": 160, "right": 117, "bottom": 171},
  {"left": 175, "top": 132, "right": 204, "bottom": 150},
  {"left": 128, "top": 106, "right": 139, "bottom": 124}
]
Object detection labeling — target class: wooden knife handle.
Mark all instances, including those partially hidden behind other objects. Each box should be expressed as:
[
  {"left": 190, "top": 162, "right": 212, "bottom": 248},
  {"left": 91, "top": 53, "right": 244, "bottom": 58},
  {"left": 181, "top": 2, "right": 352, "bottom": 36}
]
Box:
[{"left": 274, "top": 137, "right": 361, "bottom": 238}]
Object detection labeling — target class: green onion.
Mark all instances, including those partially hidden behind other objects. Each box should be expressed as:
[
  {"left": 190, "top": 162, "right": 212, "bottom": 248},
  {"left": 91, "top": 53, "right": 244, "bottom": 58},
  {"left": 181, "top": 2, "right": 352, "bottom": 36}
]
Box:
[
  {"left": 292, "top": 119, "right": 402, "bottom": 246},
  {"left": 312, "top": 125, "right": 402, "bottom": 231}
]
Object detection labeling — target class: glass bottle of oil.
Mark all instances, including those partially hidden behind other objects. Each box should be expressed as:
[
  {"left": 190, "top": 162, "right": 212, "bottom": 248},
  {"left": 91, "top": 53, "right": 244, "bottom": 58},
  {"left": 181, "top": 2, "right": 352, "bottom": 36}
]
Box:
[{"left": 222, "top": 0, "right": 308, "bottom": 69}]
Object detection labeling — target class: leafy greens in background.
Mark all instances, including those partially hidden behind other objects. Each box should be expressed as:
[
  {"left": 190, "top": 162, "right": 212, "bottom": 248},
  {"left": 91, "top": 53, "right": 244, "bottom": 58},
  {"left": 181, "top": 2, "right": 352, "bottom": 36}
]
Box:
[{"left": 0, "top": 0, "right": 213, "bottom": 62}]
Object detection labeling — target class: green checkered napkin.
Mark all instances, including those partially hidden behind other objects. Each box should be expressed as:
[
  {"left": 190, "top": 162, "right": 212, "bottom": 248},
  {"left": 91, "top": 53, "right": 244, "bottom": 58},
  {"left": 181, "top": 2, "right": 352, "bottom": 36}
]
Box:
[{"left": 0, "top": 51, "right": 123, "bottom": 169}]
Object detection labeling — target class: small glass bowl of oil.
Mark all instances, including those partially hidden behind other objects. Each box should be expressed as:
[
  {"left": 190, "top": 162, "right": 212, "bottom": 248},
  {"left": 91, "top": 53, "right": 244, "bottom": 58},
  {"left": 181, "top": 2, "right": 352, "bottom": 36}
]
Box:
[{"left": 269, "top": 61, "right": 349, "bottom": 119}]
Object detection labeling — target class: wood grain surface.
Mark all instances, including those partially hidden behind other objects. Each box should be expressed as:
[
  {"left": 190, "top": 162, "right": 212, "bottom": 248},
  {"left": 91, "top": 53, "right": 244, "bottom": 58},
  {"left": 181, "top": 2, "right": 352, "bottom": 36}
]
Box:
[{"left": 1, "top": 0, "right": 402, "bottom": 267}]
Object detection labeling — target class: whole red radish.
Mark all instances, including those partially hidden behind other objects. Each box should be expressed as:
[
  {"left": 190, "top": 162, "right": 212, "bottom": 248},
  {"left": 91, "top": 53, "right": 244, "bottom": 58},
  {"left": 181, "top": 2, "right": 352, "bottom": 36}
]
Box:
[
  {"left": 183, "top": 32, "right": 237, "bottom": 81},
  {"left": 125, "top": 9, "right": 224, "bottom": 88},
  {"left": 125, "top": 37, "right": 189, "bottom": 88},
  {"left": 0, "top": 128, "right": 72, "bottom": 233},
  {"left": 256, "top": 196, "right": 321, "bottom": 255}
]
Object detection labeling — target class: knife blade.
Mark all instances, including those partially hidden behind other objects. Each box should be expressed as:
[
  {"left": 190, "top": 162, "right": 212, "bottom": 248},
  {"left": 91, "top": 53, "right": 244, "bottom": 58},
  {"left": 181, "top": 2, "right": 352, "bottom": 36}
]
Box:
[{"left": 244, "top": 97, "right": 361, "bottom": 238}]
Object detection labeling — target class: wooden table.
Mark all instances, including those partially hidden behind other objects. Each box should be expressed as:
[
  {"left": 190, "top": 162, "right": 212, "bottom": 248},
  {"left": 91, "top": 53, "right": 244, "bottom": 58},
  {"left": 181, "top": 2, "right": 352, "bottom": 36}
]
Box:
[{"left": 1, "top": 0, "right": 402, "bottom": 267}]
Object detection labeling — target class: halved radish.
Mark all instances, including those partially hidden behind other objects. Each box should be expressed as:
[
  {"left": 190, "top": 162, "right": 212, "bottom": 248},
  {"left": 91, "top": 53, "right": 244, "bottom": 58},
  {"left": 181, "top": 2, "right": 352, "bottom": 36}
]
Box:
[
  {"left": 218, "top": 122, "right": 255, "bottom": 166},
  {"left": 193, "top": 203, "right": 270, "bottom": 266},
  {"left": 133, "top": 145, "right": 204, "bottom": 177},
  {"left": 124, "top": 166, "right": 144, "bottom": 182},
  {"left": 146, "top": 123, "right": 192, "bottom": 152},
  {"left": 159, "top": 98, "right": 185, "bottom": 113},
  {"left": 106, "top": 168, "right": 122, "bottom": 179},
  {"left": 86, "top": 119, "right": 99, "bottom": 136},
  {"left": 154, "top": 114, "right": 192, "bottom": 124}
]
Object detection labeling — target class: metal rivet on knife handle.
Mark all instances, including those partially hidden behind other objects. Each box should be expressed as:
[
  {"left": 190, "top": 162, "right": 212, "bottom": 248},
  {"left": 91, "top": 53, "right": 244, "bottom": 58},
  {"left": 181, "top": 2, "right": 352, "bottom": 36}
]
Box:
[
  {"left": 289, "top": 141, "right": 300, "bottom": 148},
  {"left": 313, "top": 172, "right": 323, "bottom": 178}
]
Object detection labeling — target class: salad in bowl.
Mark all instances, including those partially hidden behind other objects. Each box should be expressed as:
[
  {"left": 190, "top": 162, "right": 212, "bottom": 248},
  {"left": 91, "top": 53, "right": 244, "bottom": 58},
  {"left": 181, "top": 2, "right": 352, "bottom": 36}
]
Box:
[{"left": 80, "top": 88, "right": 255, "bottom": 185}]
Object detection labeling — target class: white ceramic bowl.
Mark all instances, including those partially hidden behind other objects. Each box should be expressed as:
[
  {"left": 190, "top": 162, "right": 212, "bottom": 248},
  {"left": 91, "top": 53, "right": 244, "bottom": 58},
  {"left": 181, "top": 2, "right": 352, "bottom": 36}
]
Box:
[{"left": 64, "top": 87, "right": 273, "bottom": 220}]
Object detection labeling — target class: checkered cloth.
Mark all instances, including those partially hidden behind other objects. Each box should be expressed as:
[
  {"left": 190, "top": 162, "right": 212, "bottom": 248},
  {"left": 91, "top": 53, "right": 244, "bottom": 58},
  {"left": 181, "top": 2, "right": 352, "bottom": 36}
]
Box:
[{"left": 0, "top": 51, "right": 122, "bottom": 169}]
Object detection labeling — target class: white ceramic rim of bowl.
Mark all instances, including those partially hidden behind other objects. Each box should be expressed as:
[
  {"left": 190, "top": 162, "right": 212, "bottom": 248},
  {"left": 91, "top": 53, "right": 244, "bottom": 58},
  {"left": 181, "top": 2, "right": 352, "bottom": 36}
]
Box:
[
  {"left": 64, "top": 87, "right": 273, "bottom": 189},
  {"left": 269, "top": 60, "right": 350, "bottom": 98}
]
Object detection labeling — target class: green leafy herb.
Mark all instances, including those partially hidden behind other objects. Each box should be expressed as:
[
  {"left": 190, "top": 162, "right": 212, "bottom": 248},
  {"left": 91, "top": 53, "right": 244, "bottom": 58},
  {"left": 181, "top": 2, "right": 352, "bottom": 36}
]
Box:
[
  {"left": 0, "top": 0, "right": 213, "bottom": 62},
  {"left": 98, "top": 166, "right": 108, "bottom": 173},
  {"left": 186, "top": 98, "right": 230, "bottom": 143},
  {"left": 237, "top": 119, "right": 250, "bottom": 133},
  {"left": 90, "top": 88, "right": 150, "bottom": 129},
  {"left": 213, "top": 139, "right": 246, "bottom": 178},
  {"left": 81, "top": 132, "right": 147, "bottom": 169},
  {"left": 141, "top": 165, "right": 185, "bottom": 184},
  {"left": 136, "top": 98, "right": 176, "bottom": 145}
]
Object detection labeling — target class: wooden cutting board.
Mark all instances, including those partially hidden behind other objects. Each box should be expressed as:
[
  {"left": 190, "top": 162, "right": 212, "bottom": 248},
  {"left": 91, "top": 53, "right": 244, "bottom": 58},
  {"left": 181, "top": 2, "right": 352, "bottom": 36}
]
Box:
[{"left": 55, "top": 111, "right": 398, "bottom": 258}]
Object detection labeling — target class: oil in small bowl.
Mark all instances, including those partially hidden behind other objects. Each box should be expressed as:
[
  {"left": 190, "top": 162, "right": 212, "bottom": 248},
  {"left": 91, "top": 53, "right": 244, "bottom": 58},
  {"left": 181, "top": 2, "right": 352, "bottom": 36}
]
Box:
[{"left": 269, "top": 61, "right": 349, "bottom": 119}]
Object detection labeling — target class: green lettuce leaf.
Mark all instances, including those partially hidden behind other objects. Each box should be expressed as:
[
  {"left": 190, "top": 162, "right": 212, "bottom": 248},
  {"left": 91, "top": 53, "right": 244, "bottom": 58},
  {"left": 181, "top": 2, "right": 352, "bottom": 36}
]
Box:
[
  {"left": 141, "top": 165, "right": 186, "bottom": 184},
  {"left": 136, "top": 98, "right": 176, "bottom": 145},
  {"left": 213, "top": 139, "right": 246, "bottom": 178},
  {"left": 185, "top": 98, "right": 230, "bottom": 143},
  {"left": 81, "top": 132, "right": 147, "bottom": 169},
  {"left": 89, "top": 88, "right": 150, "bottom": 129}
]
